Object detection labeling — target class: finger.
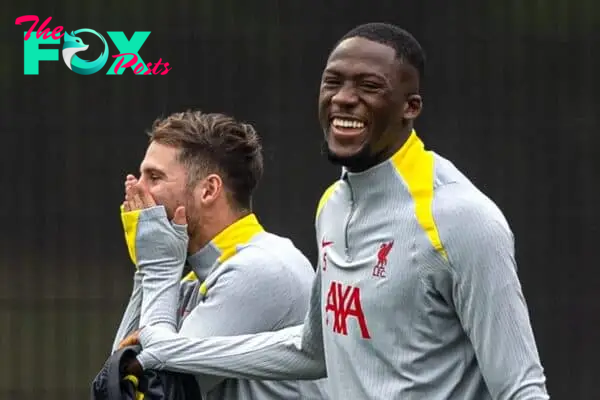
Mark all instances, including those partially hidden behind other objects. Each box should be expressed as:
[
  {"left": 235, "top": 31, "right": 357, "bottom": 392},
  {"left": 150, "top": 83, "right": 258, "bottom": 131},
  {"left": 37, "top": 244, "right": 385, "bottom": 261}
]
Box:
[
  {"left": 126, "top": 331, "right": 139, "bottom": 343},
  {"left": 132, "top": 193, "right": 143, "bottom": 210},
  {"left": 124, "top": 175, "right": 137, "bottom": 189},
  {"left": 136, "top": 183, "right": 156, "bottom": 208},
  {"left": 125, "top": 180, "right": 137, "bottom": 190},
  {"left": 119, "top": 337, "right": 138, "bottom": 350},
  {"left": 125, "top": 185, "right": 140, "bottom": 210},
  {"left": 123, "top": 201, "right": 131, "bottom": 212},
  {"left": 118, "top": 333, "right": 139, "bottom": 349},
  {"left": 125, "top": 185, "right": 132, "bottom": 202},
  {"left": 172, "top": 206, "right": 187, "bottom": 225},
  {"left": 128, "top": 185, "right": 143, "bottom": 210},
  {"left": 124, "top": 179, "right": 137, "bottom": 196}
]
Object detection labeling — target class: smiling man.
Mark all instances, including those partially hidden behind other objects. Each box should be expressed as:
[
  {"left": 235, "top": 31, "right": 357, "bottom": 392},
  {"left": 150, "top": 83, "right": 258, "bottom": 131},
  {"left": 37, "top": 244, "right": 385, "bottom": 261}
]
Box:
[
  {"left": 126, "top": 23, "right": 549, "bottom": 399},
  {"left": 112, "top": 110, "right": 327, "bottom": 399}
]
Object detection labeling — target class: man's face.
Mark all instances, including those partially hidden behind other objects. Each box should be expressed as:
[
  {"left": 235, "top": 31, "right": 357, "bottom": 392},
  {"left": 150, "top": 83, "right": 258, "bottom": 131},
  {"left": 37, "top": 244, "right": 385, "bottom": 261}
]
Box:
[
  {"left": 318, "top": 37, "right": 416, "bottom": 169},
  {"left": 138, "top": 141, "right": 197, "bottom": 226}
]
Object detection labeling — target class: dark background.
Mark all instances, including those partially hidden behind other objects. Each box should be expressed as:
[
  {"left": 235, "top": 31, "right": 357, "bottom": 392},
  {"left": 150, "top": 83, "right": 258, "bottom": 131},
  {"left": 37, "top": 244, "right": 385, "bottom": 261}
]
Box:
[{"left": 1, "top": 0, "right": 598, "bottom": 398}]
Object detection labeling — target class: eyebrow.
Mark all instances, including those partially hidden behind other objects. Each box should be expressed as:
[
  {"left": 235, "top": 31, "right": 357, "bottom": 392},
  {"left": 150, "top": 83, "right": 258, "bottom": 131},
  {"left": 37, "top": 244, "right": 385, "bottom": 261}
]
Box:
[{"left": 140, "top": 166, "right": 165, "bottom": 176}]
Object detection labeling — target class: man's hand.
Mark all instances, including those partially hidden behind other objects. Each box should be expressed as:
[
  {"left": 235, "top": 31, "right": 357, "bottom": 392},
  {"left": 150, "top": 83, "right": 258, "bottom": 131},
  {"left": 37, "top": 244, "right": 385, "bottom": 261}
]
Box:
[
  {"left": 121, "top": 174, "right": 158, "bottom": 267},
  {"left": 119, "top": 329, "right": 141, "bottom": 350},
  {"left": 120, "top": 174, "right": 188, "bottom": 331},
  {"left": 122, "top": 174, "right": 186, "bottom": 224},
  {"left": 120, "top": 174, "right": 188, "bottom": 268},
  {"left": 123, "top": 174, "right": 155, "bottom": 211},
  {"left": 118, "top": 329, "right": 144, "bottom": 377}
]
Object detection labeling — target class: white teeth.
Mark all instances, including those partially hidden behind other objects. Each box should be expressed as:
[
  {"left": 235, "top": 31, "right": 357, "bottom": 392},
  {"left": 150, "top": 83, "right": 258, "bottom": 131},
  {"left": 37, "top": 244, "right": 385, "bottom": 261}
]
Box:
[{"left": 332, "top": 118, "right": 365, "bottom": 129}]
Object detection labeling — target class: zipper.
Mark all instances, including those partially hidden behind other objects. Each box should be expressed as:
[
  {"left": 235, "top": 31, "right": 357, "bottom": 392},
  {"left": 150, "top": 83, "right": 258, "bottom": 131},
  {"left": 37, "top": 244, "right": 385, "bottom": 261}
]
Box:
[{"left": 344, "top": 180, "right": 355, "bottom": 261}]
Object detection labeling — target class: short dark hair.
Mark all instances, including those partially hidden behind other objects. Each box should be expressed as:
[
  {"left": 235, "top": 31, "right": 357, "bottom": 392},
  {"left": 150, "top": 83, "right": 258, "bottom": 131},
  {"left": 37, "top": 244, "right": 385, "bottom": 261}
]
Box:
[
  {"left": 148, "top": 110, "right": 263, "bottom": 211},
  {"left": 338, "top": 22, "right": 425, "bottom": 81}
]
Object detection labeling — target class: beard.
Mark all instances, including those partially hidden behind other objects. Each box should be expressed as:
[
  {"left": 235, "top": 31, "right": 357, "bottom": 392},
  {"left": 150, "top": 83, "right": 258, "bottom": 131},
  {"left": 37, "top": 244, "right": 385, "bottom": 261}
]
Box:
[
  {"left": 185, "top": 206, "right": 199, "bottom": 238},
  {"left": 321, "top": 140, "right": 379, "bottom": 172},
  {"left": 182, "top": 191, "right": 198, "bottom": 234},
  {"left": 321, "top": 116, "right": 409, "bottom": 172}
]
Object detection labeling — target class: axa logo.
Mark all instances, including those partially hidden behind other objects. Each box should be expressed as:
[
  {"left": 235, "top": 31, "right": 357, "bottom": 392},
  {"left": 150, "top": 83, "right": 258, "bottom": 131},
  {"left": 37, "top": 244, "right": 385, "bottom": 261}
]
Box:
[
  {"left": 325, "top": 281, "right": 371, "bottom": 339},
  {"left": 372, "top": 240, "right": 393, "bottom": 278},
  {"left": 15, "top": 15, "right": 171, "bottom": 75}
]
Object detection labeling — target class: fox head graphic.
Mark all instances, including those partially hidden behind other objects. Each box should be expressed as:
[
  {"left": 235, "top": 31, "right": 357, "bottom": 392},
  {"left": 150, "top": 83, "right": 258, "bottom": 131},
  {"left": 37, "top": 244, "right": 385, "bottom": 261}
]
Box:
[
  {"left": 62, "top": 31, "right": 89, "bottom": 70},
  {"left": 60, "top": 29, "right": 109, "bottom": 75}
]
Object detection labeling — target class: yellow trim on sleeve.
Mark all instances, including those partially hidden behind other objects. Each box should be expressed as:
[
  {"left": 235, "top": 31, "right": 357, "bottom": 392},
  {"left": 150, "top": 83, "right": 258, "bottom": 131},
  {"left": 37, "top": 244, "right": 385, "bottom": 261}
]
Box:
[
  {"left": 315, "top": 182, "right": 340, "bottom": 222},
  {"left": 391, "top": 130, "right": 448, "bottom": 260},
  {"left": 120, "top": 205, "right": 142, "bottom": 266}
]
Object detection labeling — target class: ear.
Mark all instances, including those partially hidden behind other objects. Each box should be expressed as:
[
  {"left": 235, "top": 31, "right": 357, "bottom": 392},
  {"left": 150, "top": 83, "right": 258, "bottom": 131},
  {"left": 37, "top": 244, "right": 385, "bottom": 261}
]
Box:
[
  {"left": 403, "top": 94, "right": 423, "bottom": 120},
  {"left": 198, "top": 174, "right": 223, "bottom": 206}
]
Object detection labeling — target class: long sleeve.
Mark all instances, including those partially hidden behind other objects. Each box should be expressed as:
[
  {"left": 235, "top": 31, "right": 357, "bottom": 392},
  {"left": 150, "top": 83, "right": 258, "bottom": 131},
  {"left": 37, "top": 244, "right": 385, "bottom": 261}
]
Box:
[
  {"left": 136, "top": 266, "right": 327, "bottom": 381},
  {"left": 438, "top": 192, "right": 549, "bottom": 399},
  {"left": 137, "top": 254, "right": 313, "bottom": 392},
  {"left": 111, "top": 270, "right": 143, "bottom": 353},
  {"left": 134, "top": 206, "right": 188, "bottom": 331}
]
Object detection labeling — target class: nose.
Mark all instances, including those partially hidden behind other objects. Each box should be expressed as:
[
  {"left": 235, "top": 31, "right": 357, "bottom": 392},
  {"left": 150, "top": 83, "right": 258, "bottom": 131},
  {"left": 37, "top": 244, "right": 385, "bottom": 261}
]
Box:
[
  {"left": 331, "top": 83, "right": 359, "bottom": 107},
  {"left": 136, "top": 176, "right": 151, "bottom": 190}
]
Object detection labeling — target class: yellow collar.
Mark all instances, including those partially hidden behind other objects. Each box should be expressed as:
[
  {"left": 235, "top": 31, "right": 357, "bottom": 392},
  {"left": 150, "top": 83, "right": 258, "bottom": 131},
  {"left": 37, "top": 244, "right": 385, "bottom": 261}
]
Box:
[
  {"left": 184, "top": 213, "right": 265, "bottom": 284},
  {"left": 390, "top": 129, "right": 426, "bottom": 173},
  {"left": 211, "top": 213, "right": 264, "bottom": 263}
]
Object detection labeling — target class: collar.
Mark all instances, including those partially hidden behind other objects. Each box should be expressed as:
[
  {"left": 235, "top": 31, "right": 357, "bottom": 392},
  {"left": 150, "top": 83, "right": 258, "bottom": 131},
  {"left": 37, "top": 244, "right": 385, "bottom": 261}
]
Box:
[
  {"left": 340, "top": 130, "right": 446, "bottom": 259},
  {"left": 341, "top": 129, "right": 424, "bottom": 187},
  {"left": 185, "top": 213, "right": 265, "bottom": 282}
]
